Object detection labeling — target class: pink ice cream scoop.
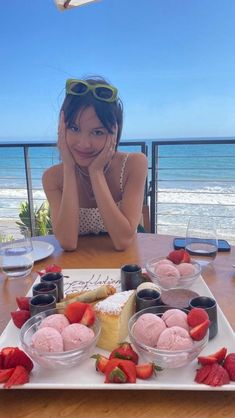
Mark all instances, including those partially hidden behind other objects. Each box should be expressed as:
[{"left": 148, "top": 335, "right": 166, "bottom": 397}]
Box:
[
  {"left": 39, "top": 314, "right": 70, "bottom": 334},
  {"left": 133, "top": 313, "right": 166, "bottom": 347},
  {"left": 157, "top": 326, "right": 193, "bottom": 350},
  {"left": 154, "top": 259, "right": 173, "bottom": 267},
  {"left": 154, "top": 264, "right": 180, "bottom": 288},
  {"left": 31, "top": 326, "right": 64, "bottom": 352},
  {"left": 177, "top": 263, "right": 196, "bottom": 277},
  {"left": 61, "top": 323, "right": 95, "bottom": 351},
  {"left": 162, "top": 309, "right": 189, "bottom": 331}
]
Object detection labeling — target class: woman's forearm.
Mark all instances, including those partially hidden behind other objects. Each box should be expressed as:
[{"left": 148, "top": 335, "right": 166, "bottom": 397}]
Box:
[
  {"left": 53, "top": 165, "right": 80, "bottom": 250},
  {"left": 90, "top": 171, "right": 137, "bottom": 250}
]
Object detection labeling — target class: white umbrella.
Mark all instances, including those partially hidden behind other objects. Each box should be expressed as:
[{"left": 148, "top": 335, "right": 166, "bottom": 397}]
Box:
[{"left": 54, "top": 0, "right": 101, "bottom": 11}]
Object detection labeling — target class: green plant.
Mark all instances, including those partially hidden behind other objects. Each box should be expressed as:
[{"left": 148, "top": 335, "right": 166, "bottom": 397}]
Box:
[{"left": 16, "top": 201, "right": 53, "bottom": 236}]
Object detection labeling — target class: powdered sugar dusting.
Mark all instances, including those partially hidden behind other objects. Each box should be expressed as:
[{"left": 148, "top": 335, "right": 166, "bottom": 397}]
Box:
[{"left": 95, "top": 290, "right": 134, "bottom": 315}]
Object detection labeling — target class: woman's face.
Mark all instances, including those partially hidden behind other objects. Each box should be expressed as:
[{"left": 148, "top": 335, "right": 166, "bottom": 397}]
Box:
[{"left": 66, "top": 106, "right": 117, "bottom": 167}]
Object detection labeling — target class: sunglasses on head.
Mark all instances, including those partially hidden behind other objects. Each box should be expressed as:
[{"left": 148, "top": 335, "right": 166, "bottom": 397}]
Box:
[{"left": 66, "top": 79, "right": 118, "bottom": 103}]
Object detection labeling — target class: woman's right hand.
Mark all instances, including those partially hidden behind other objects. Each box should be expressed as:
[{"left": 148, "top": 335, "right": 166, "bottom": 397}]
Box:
[{"left": 58, "top": 112, "right": 75, "bottom": 167}]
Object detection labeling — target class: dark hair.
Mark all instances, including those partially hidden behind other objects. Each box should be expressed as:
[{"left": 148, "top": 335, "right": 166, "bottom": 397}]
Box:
[{"left": 61, "top": 76, "right": 123, "bottom": 148}]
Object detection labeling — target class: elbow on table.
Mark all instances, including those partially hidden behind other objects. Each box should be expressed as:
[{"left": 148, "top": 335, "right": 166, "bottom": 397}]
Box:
[
  {"left": 112, "top": 235, "right": 135, "bottom": 252},
  {"left": 55, "top": 235, "right": 77, "bottom": 252}
]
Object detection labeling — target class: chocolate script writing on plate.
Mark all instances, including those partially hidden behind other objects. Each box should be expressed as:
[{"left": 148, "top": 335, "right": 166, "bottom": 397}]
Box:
[{"left": 64, "top": 273, "right": 120, "bottom": 295}]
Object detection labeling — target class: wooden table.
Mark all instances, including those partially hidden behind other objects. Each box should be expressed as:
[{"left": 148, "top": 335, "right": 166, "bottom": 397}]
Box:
[{"left": 1, "top": 233, "right": 235, "bottom": 417}]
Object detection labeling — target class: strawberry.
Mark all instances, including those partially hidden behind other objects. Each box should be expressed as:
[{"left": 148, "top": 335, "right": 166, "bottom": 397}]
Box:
[
  {"left": 11, "top": 310, "right": 30, "bottom": 329},
  {"left": 104, "top": 358, "right": 136, "bottom": 383},
  {"left": 4, "top": 365, "right": 29, "bottom": 389},
  {"left": 195, "top": 360, "right": 231, "bottom": 387},
  {"left": 1, "top": 347, "right": 34, "bottom": 372},
  {"left": 195, "top": 364, "right": 212, "bottom": 383},
  {"left": 197, "top": 355, "right": 217, "bottom": 365},
  {"left": 108, "top": 367, "right": 127, "bottom": 383},
  {"left": 45, "top": 264, "right": 62, "bottom": 273},
  {"left": 65, "top": 301, "right": 88, "bottom": 323},
  {"left": 198, "top": 347, "right": 227, "bottom": 366},
  {"left": 224, "top": 353, "right": 235, "bottom": 380},
  {"left": 0, "top": 368, "right": 15, "bottom": 383},
  {"left": 37, "top": 264, "right": 62, "bottom": 277},
  {"left": 181, "top": 250, "right": 191, "bottom": 263},
  {"left": 109, "top": 342, "right": 139, "bottom": 365},
  {"left": 91, "top": 354, "right": 109, "bottom": 373},
  {"left": 203, "top": 363, "right": 230, "bottom": 387},
  {"left": 136, "top": 363, "right": 160, "bottom": 380},
  {"left": 213, "top": 347, "right": 227, "bottom": 363},
  {"left": 167, "top": 249, "right": 185, "bottom": 264},
  {"left": 80, "top": 305, "right": 95, "bottom": 327},
  {"left": 187, "top": 308, "right": 209, "bottom": 327},
  {"left": 16, "top": 296, "right": 30, "bottom": 311},
  {"left": 190, "top": 319, "right": 210, "bottom": 341}
]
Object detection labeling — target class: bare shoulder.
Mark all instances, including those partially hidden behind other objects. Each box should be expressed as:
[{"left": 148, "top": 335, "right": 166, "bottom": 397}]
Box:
[
  {"left": 126, "top": 152, "right": 148, "bottom": 173},
  {"left": 42, "top": 163, "right": 63, "bottom": 190}
]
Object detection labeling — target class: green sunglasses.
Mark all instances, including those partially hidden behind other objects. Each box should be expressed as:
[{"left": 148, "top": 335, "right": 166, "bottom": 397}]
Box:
[{"left": 66, "top": 79, "right": 118, "bottom": 103}]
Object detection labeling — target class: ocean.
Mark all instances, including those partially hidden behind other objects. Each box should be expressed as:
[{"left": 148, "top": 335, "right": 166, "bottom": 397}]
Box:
[{"left": 0, "top": 139, "right": 235, "bottom": 242}]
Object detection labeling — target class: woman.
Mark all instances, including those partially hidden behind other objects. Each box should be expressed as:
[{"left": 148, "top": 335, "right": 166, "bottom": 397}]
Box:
[{"left": 42, "top": 76, "right": 148, "bottom": 251}]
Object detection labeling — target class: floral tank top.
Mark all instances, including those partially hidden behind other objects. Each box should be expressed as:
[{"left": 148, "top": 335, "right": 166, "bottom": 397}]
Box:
[{"left": 79, "top": 154, "right": 129, "bottom": 235}]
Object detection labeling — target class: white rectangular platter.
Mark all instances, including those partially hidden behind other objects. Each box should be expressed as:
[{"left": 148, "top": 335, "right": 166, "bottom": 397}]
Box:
[{"left": 1, "top": 269, "right": 235, "bottom": 391}]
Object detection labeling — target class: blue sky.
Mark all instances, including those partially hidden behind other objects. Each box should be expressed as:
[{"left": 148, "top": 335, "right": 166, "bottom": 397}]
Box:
[{"left": 1, "top": 0, "right": 235, "bottom": 141}]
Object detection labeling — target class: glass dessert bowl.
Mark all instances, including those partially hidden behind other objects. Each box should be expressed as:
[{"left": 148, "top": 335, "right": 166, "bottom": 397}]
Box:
[
  {"left": 20, "top": 308, "right": 101, "bottom": 370},
  {"left": 128, "top": 306, "right": 208, "bottom": 369},
  {"left": 145, "top": 256, "right": 201, "bottom": 290}
]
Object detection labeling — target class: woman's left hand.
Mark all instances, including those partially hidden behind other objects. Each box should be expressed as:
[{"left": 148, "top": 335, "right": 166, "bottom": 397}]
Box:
[{"left": 88, "top": 134, "right": 116, "bottom": 175}]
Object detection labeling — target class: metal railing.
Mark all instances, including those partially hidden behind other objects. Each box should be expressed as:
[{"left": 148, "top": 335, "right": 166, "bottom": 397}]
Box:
[
  {"left": 150, "top": 138, "right": 235, "bottom": 243},
  {"left": 1, "top": 138, "right": 235, "bottom": 243},
  {"left": 0, "top": 141, "right": 148, "bottom": 235}
]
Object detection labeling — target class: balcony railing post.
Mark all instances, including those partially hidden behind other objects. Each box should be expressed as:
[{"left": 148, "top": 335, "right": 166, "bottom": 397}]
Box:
[
  {"left": 151, "top": 142, "right": 158, "bottom": 233},
  {"left": 23, "top": 146, "right": 35, "bottom": 236}
]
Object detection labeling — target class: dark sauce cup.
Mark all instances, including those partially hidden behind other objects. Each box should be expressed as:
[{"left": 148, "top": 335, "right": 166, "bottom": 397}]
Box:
[
  {"left": 32, "top": 282, "right": 58, "bottom": 301},
  {"left": 29, "top": 294, "right": 56, "bottom": 317},
  {"left": 40, "top": 272, "right": 64, "bottom": 302}
]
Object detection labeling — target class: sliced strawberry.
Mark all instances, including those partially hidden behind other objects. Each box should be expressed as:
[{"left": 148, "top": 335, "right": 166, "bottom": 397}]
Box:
[
  {"left": 224, "top": 353, "right": 235, "bottom": 380},
  {"left": 36, "top": 269, "right": 46, "bottom": 277},
  {"left": 3, "top": 365, "right": 29, "bottom": 389},
  {"left": 108, "top": 367, "right": 127, "bottom": 383},
  {"left": 65, "top": 301, "right": 88, "bottom": 323},
  {"left": 1, "top": 347, "right": 34, "bottom": 372},
  {"left": 91, "top": 354, "right": 109, "bottom": 374},
  {"left": 203, "top": 363, "right": 221, "bottom": 386},
  {"left": 11, "top": 310, "right": 30, "bottom": 329},
  {"left": 0, "top": 368, "right": 15, "bottom": 383},
  {"left": 195, "top": 364, "right": 212, "bottom": 383},
  {"left": 80, "top": 305, "right": 95, "bottom": 327},
  {"left": 109, "top": 342, "right": 139, "bottom": 365},
  {"left": 187, "top": 307, "right": 209, "bottom": 327},
  {"left": 213, "top": 347, "right": 227, "bottom": 363},
  {"left": 197, "top": 355, "right": 217, "bottom": 365},
  {"left": 199, "top": 347, "right": 227, "bottom": 365},
  {"left": 104, "top": 359, "right": 136, "bottom": 383},
  {"left": 218, "top": 367, "right": 230, "bottom": 386},
  {"left": 190, "top": 319, "right": 210, "bottom": 341},
  {"left": 167, "top": 249, "right": 185, "bottom": 264},
  {"left": 182, "top": 250, "right": 191, "bottom": 263},
  {"left": 45, "top": 264, "right": 62, "bottom": 273},
  {"left": 136, "top": 362, "right": 160, "bottom": 379},
  {"left": 0, "top": 352, "right": 3, "bottom": 369},
  {"left": 16, "top": 296, "right": 30, "bottom": 311},
  {"left": 118, "top": 359, "right": 137, "bottom": 383},
  {"left": 203, "top": 363, "right": 229, "bottom": 387}
]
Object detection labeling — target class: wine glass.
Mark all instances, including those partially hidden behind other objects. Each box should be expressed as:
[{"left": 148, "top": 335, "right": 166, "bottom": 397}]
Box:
[
  {"left": 0, "top": 225, "right": 34, "bottom": 278},
  {"left": 185, "top": 216, "right": 218, "bottom": 267}
]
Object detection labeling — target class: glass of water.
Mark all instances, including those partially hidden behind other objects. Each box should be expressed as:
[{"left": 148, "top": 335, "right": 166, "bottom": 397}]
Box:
[
  {"left": 0, "top": 225, "right": 34, "bottom": 278},
  {"left": 185, "top": 217, "right": 218, "bottom": 267}
]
